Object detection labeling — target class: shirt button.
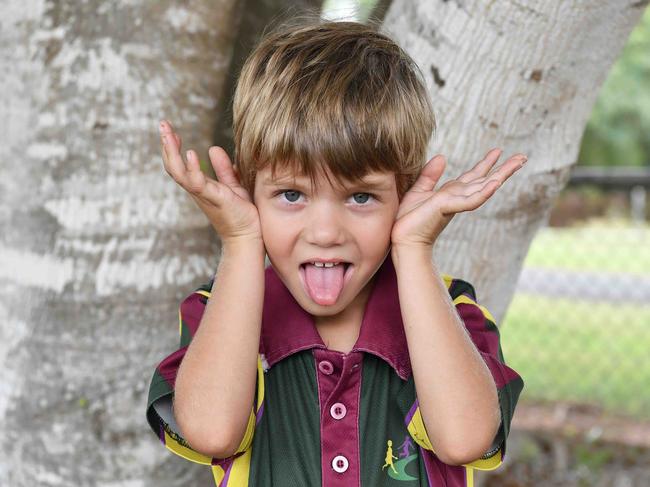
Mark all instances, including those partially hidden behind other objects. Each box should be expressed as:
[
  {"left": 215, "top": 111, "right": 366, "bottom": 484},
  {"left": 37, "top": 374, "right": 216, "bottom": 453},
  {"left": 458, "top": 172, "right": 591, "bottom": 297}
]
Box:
[
  {"left": 330, "top": 402, "right": 347, "bottom": 420},
  {"left": 318, "top": 360, "right": 334, "bottom": 375},
  {"left": 331, "top": 454, "right": 349, "bottom": 473}
]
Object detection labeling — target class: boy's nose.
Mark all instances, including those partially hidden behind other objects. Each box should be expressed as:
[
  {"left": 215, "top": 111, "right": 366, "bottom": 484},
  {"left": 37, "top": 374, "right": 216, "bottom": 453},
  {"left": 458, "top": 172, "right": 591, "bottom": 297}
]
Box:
[{"left": 304, "top": 205, "right": 346, "bottom": 246}]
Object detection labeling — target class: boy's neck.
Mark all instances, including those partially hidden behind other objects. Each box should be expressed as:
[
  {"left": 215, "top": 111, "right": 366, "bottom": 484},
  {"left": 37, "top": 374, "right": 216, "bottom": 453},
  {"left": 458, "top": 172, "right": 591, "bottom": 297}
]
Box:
[
  {"left": 313, "top": 280, "right": 373, "bottom": 354},
  {"left": 314, "top": 319, "right": 362, "bottom": 355}
]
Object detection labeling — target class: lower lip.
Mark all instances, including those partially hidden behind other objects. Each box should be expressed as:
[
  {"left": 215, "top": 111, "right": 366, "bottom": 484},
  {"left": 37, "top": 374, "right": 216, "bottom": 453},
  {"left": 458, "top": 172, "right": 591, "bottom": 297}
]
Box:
[{"left": 298, "top": 263, "right": 354, "bottom": 305}]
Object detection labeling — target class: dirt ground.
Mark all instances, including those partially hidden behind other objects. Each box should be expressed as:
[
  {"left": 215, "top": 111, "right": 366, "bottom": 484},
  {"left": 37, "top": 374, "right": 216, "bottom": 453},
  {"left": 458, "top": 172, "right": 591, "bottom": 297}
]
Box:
[{"left": 476, "top": 400, "right": 650, "bottom": 487}]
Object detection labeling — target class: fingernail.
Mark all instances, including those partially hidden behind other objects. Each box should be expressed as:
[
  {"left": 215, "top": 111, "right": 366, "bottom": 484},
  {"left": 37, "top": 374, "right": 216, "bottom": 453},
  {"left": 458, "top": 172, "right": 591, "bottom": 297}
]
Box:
[
  {"left": 162, "top": 135, "right": 167, "bottom": 144},
  {"left": 186, "top": 150, "right": 191, "bottom": 160}
]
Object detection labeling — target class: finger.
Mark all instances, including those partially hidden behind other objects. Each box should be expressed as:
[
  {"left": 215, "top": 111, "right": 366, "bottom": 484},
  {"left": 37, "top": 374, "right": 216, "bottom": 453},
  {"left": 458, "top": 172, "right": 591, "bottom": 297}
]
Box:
[
  {"left": 461, "top": 168, "right": 514, "bottom": 194},
  {"left": 160, "top": 119, "right": 174, "bottom": 133},
  {"left": 161, "top": 132, "right": 191, "bottom": 184},
  {"left": 159, "top": 120, "right": 184, "bottom": 175},
  {"left": 457, "top": 148, "right": 502, "bottom": 183},
  {"left": 160, "top": 133, "right": 173, "bottom": 175},
  {"left": 159, "top": 119, "right": 182, "bottom": 151},
  {"left": 185, "top": 152, "right": 236, "bottom": 208},
  {"left": 208, "top": 146, "right": 239, "bottom": 187},
  {"left": 233, "top": 164, "right": 243, "bottom": 185},
  {"left": 160, "top": 134, "right": 170, "bottom": 166},
  {"left": 189, "top": 178, "right": 228, "bottom": 208},
  {"left": 441, "top": 178, "right": 502, "bottom": 215},
  {"left": 462, "top": 152, "right": 527, "bottom": 187},
  {"left": 490, "top": 154, "right": 527, "bottom": 179},
  {"left": 184, "top": 150, "right": 236, "bottom": 206},
  {"left": 184, "top": 149, "right": 208, "bottom": 194},
  {"left": 410, "top": 155, "right": 446, "bottom": 193}
]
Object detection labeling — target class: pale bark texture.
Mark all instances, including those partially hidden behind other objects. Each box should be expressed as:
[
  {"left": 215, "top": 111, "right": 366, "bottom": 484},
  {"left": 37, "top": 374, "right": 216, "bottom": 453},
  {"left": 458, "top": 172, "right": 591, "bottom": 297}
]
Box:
[
  {"left": 2, "top": 0, "right": 249, "bottom": 485},
  {"left": 381, "top": 0, "right": 647, "bottom": 321}
]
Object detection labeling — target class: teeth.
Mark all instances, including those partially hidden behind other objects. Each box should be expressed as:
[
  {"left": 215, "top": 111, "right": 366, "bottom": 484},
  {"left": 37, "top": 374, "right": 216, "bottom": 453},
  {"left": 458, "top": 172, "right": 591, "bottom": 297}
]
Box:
[{"left": 312, "top": 262, "right": 340, "bottom": 268}]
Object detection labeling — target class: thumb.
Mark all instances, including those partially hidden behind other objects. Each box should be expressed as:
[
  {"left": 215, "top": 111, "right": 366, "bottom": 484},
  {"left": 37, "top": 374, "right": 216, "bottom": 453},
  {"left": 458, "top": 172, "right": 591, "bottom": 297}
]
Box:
[{"left": 410, "top": 155, "right": 446, "bottom": 193}]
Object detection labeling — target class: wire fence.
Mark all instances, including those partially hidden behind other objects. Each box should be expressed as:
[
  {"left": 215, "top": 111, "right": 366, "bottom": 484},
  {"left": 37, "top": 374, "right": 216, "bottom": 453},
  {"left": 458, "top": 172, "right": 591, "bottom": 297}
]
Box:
[{"left": 501, "top": 170, "right": 650, "bottom": 422}]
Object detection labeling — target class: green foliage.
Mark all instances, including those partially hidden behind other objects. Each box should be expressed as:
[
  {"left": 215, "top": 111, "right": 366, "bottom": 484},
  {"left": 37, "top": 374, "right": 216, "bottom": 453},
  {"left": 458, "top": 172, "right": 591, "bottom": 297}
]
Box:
[{"left": 578, "top": 7, "right": 650, "bottom": 167}]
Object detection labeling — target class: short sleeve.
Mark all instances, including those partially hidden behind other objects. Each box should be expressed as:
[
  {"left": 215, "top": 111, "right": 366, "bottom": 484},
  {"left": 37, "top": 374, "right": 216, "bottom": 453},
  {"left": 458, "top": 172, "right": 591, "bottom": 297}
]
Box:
[
  {"left": 405, "top": 275, "right": 524, "bottom": 471},
  {"left": 145, "top": 279, "right": 264, "bottom": 466}
]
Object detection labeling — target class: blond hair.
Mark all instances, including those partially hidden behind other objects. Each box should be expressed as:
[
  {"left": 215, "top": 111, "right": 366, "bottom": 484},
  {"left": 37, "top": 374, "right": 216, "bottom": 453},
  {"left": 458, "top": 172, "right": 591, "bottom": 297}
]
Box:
[{"left": 232, "top": 14, "right": 435, "bottom": 200}]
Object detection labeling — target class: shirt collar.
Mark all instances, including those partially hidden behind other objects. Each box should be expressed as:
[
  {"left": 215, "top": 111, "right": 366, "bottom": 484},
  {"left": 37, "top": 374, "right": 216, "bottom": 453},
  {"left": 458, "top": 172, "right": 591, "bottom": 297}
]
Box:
[{"left": 260, "top": 253, "right": 412, "bottom": 380}]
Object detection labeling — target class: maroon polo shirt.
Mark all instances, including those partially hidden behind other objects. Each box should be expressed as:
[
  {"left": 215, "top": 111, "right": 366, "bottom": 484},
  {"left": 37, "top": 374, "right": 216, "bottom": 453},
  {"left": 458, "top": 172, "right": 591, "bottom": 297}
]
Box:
[{"left": 146, "top": 253, "right": 524, "bottom": 486}]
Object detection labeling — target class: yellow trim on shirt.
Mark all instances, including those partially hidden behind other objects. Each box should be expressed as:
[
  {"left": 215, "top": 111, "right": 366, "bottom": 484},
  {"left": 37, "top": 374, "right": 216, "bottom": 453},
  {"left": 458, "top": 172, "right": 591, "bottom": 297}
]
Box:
[{"left": 407, "top": 405, "right": 504, "bottom": 471}]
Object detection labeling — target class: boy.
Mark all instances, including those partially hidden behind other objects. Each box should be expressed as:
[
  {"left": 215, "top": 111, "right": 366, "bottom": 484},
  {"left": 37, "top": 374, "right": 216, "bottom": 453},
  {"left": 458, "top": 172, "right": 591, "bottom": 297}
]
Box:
[{"left": 146, "top": 17, "right": 525, "bottom": 487}]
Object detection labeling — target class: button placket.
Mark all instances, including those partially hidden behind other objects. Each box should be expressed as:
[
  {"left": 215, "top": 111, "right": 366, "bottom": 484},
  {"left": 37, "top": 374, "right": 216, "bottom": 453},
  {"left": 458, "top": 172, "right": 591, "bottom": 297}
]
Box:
[
  {"left": 322, "top": 355, "right": 359, "bottom": 411},
  {"left": 314, "top": 349, "right": 362, "bottom": 485}
]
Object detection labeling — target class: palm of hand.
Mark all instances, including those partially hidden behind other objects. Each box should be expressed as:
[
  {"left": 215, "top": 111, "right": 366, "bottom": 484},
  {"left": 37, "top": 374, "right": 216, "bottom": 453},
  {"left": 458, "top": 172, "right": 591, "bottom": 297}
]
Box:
[{"left": 391, "top": 149, "right": 527, "bottom": 248}]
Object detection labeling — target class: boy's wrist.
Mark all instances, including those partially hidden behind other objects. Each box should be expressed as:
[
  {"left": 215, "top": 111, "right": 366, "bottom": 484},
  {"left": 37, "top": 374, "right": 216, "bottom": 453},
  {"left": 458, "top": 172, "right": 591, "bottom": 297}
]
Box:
[
  {"left": 390, "top": 241, "right": 433, "bottom": 257},
  {"left": 220, "top": 236, "right": 266, "bottom": 258}
]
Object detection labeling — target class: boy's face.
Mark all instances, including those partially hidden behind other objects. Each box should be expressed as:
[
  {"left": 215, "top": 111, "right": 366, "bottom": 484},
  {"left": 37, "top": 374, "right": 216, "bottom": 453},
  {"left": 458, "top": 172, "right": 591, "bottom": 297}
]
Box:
[{"left": 253, "top": 164, "right": 400, "bottom": 323}]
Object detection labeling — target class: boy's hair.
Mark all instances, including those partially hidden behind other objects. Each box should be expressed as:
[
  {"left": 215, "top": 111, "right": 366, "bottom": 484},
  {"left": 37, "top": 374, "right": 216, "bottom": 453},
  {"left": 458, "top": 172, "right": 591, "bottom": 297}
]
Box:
[{"left": 232, "top": 14, "right": 436, "bottom": 200}]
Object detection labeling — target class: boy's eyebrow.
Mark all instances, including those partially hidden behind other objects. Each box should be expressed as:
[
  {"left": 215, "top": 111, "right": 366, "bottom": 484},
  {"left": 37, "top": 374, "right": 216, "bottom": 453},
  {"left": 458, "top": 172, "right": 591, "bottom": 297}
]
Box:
[
  {"left": 263, "top": 175, "right": 393, "bottom": 191},
  {"left": 349, "top": 180, "right": 394, "bottom": 191},
  {"left": 263, "top": 174, "right": 303, "bottom": 185}
]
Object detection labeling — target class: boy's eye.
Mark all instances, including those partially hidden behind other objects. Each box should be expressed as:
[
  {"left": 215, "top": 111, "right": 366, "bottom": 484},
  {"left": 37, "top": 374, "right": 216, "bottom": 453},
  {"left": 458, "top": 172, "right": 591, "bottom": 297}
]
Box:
[
  {"left": 281, "top": 190, "right": 301, "bottom": 203},
  {"left": 352, "top": 193, "right": 371, "bottom": 204},
  {"left": 275, "top": 190, "right": 376, "bottom": 205}
]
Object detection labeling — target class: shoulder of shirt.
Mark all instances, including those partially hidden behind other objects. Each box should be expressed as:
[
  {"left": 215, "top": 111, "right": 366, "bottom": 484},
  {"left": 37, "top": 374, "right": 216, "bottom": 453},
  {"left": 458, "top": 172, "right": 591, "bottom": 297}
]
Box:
[
  {"left": 440, "top": 273, "right": 478, "bottom": 302},
  {"left": 189, "top": 279, "right": 214, "bottom": 301}
]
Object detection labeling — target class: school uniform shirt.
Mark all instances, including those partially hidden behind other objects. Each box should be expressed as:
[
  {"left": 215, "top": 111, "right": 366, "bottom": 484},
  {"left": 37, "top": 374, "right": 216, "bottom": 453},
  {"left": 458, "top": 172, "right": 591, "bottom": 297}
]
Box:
[{"left": 146, "top": 253, "right": 524, "bottom": 486}]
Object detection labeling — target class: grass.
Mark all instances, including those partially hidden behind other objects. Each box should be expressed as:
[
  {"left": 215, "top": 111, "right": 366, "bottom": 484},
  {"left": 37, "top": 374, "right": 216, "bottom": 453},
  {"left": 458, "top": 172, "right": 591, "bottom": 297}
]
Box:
[
  {"left": 501, "top": 293, "right": 650, "bottom": 418},
  {"left": 500, "top": 218, "right": 650, "bottom": 420},
  {"left": 525, "top": 218, "right": 650, "bottom": 274}
]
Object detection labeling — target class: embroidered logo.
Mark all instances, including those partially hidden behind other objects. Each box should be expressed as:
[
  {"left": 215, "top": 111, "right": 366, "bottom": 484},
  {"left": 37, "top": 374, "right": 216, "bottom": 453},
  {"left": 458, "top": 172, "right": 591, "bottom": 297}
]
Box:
[{"left": 382, "top": 436, "right": 418, "bottom": 481}]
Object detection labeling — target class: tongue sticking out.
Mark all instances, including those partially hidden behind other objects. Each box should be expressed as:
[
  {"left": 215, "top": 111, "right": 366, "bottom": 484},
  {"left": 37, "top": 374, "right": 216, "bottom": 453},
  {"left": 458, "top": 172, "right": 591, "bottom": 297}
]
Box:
[{"left": 303, "top": 264, "right": 346, "bottom": 305}]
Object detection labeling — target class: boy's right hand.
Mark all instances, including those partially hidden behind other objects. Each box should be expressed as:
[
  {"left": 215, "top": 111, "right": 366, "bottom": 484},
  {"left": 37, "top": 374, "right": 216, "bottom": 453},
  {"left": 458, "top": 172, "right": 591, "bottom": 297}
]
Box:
[{"left": 159, "top": 119, "right": 263, "bottom": 245}]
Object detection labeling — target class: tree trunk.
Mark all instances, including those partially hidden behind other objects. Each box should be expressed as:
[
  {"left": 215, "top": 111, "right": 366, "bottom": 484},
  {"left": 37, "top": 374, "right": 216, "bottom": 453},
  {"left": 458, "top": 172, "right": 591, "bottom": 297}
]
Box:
[
  {"left": 0, "top": 0, "right": 320, "bottom": 485},
  {"left": 381, "top": 0, "right": 646, "bottom": 321}
]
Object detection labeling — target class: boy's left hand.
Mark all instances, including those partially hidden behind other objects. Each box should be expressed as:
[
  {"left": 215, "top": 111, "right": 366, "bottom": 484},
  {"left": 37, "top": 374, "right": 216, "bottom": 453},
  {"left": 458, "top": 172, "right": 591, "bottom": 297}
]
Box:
[{"left": 390, "top": 148, "right": 527, "bottom": 249}]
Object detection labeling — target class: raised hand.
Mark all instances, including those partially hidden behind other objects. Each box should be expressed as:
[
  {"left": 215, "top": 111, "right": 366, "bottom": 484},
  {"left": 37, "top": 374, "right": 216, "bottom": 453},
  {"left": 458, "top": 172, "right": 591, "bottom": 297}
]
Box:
[
  {"left": 159, "top": 120, "right": 262, "bottom": 245},
  {"left": 390, "top": 148, "right": 527, "bottom": 249}
]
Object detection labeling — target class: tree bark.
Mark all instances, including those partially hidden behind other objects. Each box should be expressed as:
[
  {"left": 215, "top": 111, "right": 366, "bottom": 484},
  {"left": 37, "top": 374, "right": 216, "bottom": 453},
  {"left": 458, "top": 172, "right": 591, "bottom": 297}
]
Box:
[
  {"left": 381, "top": 0, "right": 646, "bottom": 320},
  {"left": 0, "top": 0, "right": 282, "bottom": 485}
]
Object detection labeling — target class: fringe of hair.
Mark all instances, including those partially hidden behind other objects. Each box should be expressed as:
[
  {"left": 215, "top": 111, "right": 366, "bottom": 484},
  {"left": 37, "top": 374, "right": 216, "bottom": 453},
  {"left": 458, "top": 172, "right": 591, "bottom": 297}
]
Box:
[{"left": 232, "top": 11, "right": 436, "bottom": 199}]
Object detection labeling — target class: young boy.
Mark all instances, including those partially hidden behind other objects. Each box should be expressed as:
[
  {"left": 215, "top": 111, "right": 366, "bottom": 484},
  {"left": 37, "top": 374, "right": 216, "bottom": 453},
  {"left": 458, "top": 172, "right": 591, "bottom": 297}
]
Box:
[{"left": 146, "top": 17, "right": 525, "bottom": 487}]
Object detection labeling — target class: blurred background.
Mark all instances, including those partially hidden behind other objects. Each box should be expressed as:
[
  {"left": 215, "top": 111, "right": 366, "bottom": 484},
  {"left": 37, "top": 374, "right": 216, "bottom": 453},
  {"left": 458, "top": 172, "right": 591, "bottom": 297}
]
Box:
[{"left": 331, "top": 1, "right": 650, "bottom": 485}]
